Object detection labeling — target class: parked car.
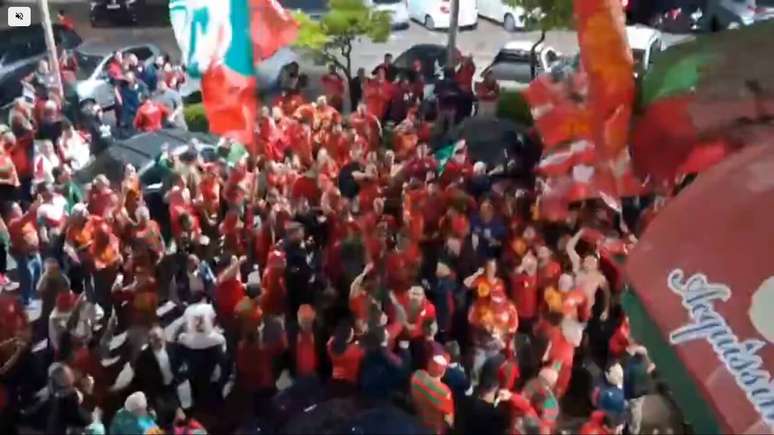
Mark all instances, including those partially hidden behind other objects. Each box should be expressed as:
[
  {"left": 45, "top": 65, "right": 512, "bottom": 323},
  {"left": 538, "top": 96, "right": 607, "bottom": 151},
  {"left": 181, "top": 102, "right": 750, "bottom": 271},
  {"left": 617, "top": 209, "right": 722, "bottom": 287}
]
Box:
[
  {"left": 407, "top": 0, "right": 478, "bottom": 30},
  {"left": 283, "top": 0, "right": 329, "bottom": 20},
  {"left": 701, "top": 0, "right": 756, "bottom": 30},
  {"left": 627, "top": 25, "right": 665, "bottom": 77},
  {"left": 365, "top": 0, "right": 411, "bottom": 29},
  {"left": 477, "top": 0, "right": 527, "bottom": 31},
  {"left": 73, "top": 41, "right": 162, "bottom": 109},
  {"left": 755, "top": 0, "right": 774, "bottom": 20},
  {"left": 90, "top": 0, "right": 147, "bottom": 26},
  {"left": 481, "top": 41, "right": 561, "bottom": 90},
  {"left": 75, "top": 129, "right": 220, "bottom": 236},
  {"left": 0, "top": 24, "right": 82, "bottom": 107},
  {"left": 392, "top": 44, "right": 462, "bottom": 96}
]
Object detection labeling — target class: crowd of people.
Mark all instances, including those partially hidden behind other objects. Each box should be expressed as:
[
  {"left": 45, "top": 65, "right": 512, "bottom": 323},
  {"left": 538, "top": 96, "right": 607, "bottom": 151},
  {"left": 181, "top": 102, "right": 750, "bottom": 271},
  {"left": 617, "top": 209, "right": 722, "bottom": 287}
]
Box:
[{"left": 0, "top": 37, "right": 665, "bottom": 435}]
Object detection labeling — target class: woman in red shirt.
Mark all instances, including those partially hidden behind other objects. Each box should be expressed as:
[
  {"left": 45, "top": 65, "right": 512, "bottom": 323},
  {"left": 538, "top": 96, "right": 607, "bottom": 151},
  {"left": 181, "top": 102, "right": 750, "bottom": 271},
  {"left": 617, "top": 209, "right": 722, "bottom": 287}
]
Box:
[{"left": 327, "top": 321, "right": 364, "bottom": 397}]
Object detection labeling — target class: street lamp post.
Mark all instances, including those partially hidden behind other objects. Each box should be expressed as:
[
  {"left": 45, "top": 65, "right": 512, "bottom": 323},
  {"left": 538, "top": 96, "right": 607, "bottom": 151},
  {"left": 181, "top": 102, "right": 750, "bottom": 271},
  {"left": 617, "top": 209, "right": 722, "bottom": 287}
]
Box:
[
  {"left": 38, "top": 0, "right": 64, "bottom": 98},
  {"left": 447, "top": 0, "right": 460, "bottom": 67}
]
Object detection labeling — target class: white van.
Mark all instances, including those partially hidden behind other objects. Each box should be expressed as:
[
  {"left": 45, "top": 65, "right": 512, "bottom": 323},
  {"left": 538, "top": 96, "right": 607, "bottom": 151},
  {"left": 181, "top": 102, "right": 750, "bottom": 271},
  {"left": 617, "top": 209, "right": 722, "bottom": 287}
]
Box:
[
  {"left": 477, "top": 0, "right": 526, "bottom": 31},
  {"left": 626, "top": 25, "right": 664, "bottom": 76},
  {"left": 407, "top": 0, "right": 478, "bottom": 30}
]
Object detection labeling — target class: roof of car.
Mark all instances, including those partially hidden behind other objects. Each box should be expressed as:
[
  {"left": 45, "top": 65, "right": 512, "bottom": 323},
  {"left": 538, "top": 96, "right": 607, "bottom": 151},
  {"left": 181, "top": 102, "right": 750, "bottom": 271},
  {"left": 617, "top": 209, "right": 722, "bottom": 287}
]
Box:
[
  {"left": 626, "top": 25, "right": 662, "bottom": 50},
  {"left": 501, "top": 40, "right": 545, "bottom": 52},
  {"left": 76, "top": 40, "right": 159, "bottom": 56}
]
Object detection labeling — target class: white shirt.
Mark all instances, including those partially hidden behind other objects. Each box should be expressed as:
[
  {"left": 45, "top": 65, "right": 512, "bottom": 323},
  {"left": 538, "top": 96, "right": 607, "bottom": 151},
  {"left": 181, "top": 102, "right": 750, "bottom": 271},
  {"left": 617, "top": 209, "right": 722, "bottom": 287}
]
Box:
[
  {"left": 153, "top": 347, "right": 174, "bottom": 386},
  {"left": 60, "top": 134, "right": 90, "bottom": 170},
  {"left": 183, "top": 302, "right": 216, "bottom": 333},
  {"left": 38, "top": 194, "right": 68, "bottom": 228}
]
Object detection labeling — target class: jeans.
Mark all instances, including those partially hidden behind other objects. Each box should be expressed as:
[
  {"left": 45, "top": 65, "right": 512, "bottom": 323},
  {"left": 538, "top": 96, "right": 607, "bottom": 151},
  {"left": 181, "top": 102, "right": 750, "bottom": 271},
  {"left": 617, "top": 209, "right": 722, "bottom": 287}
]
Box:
[
  {"left": 627, "top": 396, "right": 646, "bottom": 435},
  {"left": 14, "top": 252, "right": 42, "bottom": 305}
]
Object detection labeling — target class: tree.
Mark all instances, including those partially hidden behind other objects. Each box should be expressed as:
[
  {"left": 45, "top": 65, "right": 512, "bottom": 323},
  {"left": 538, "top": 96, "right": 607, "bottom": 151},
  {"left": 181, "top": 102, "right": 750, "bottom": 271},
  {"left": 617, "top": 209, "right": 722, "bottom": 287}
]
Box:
[
  {"left": 504, "top": 0, "right": 574, "bottom": 78},
  {"left": 294, "top": 0, "right": 391, "bottom": 106}
]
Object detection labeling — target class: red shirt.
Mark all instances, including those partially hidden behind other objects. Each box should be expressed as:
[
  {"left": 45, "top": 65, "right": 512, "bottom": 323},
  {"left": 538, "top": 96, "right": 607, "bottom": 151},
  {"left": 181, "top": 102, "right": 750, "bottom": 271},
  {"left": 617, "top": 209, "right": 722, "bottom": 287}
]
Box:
[
  {"left": 509, "top": 273, "right": 539, "bottom": 320},
  {"left": 454, "top": 61, "right": 476, "bottom": 93},
  {"left": 327, "top": 339, "right": 365, "bottom": 383},
  {"left": 134, "top": 101, "right": 170, "bottom": 132},
  {"left": 321, "top": 73, "right": 345, "bottom": 97},
  {"left": 215, "top": 278, "right": 246, "bottom": 327},
  {"left": 8, "top": 210, "right": 38, "bottom": 255},
  {"left": 295, "top": 331, "right": 318, "bottom": 377},
  {"left": 58, "top": 16, "right": 75, "bottom": 31},
  {"left": 395, "top": 293, "right": 437, "bottom": 339},
  {"left": 237, "top": 339, "right": 287, "bottom": 391}
]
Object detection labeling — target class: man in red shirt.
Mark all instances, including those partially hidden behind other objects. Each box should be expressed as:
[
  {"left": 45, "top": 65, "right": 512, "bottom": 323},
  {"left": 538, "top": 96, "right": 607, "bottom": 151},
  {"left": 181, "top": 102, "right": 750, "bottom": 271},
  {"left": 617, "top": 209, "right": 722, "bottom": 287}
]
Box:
[
  {"left": 327, "top": 321, "right": 365, "bottom": 396},
  {"left": 454, "top": 55, "right": 476, "bottom": 94},
  {"left": 57, "top": 10, "right": 76, "bottom": 31},
  {"left": 510, "top": 252, "right": 540, "bottom": 333},
  {"left": 294, "top": 304, "right": 318, "bottom": 378},
  {"left": 350, "top": 104, "right": 381, "bottom": 150},
  {"left": 320, "top": 65, "right": 345, "bottom": 112},
  {"left": 7, "top": 200, "right": 42, "bottom": 306},
  {"left": 410, "top": 352, "right": 454, "bottom": 434},
  {"left": 133, "top": 97, "right": 171, "bottom": 133}
]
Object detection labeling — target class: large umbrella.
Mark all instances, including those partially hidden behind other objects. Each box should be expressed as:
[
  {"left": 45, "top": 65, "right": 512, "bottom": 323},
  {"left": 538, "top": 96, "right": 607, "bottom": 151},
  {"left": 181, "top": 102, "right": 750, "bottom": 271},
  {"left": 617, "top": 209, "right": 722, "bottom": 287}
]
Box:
[
  {"left": 434, "top": 116, "right": 540, "bottom": 177},
  {"left": 626, "top": 144, "right": 774, "bottom": 434},
  {"left": 631, "top": 21, "right": 774, "bottom": 183},
  {"left": 282, "top": 398, "right": 427, "bottom": 435}
]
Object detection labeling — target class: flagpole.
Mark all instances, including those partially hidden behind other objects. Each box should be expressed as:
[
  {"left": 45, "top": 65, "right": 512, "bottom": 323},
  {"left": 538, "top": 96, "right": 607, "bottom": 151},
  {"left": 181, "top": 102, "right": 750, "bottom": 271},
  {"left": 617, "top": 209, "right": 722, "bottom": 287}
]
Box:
[{"left": 38, "top": 0, "right": 64, "bottom": 98}]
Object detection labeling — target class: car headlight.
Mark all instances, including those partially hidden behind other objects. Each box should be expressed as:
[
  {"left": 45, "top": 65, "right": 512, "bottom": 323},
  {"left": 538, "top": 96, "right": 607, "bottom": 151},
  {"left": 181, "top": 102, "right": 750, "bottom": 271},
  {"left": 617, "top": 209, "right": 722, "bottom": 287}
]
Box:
[{"left": 127, "top": 0, "right": 137, "bottom": 4}]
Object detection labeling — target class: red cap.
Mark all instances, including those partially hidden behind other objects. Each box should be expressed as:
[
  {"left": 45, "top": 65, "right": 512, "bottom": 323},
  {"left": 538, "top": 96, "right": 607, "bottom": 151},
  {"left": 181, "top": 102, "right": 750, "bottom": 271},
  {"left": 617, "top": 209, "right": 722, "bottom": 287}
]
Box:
[
  {"left": 427, "top": 352, "right": 449, "bottom": 377},
  {"left": 56, "top": 291, "right": 78, "bottom": 312}
]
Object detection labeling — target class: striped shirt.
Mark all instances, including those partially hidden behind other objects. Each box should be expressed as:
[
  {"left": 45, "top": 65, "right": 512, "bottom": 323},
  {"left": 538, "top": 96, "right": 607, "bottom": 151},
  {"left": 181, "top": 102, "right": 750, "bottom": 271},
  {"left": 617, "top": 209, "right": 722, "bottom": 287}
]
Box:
[{"left": 410, "top": 370, "right": 454, "bottom": 434}]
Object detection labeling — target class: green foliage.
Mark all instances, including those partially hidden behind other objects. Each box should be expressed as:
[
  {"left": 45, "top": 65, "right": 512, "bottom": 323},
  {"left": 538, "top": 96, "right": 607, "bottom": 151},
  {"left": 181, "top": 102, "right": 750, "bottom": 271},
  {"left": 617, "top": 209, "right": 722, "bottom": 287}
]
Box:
[
  {"left": 184, "top": 103, "right": 209, "bottom": 133},
  {"left": 293, "top": 0, "right": 391, "bottom": 79},
  {"left": 496, "top": 90, "right": 534, "bottom": 126},
  {"left": 503, "top": 0, "right": 574, "bottom": 31}
]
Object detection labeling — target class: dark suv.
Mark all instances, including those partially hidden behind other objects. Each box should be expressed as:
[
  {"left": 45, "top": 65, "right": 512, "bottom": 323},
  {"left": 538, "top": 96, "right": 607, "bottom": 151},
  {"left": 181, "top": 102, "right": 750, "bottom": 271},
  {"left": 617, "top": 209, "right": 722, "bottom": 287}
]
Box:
[
  {"left": 90, "top": 0, "right": 147, "bottom": 26},
  {"left": 0, "top": 24, "right": 82, "bottom": 108}
]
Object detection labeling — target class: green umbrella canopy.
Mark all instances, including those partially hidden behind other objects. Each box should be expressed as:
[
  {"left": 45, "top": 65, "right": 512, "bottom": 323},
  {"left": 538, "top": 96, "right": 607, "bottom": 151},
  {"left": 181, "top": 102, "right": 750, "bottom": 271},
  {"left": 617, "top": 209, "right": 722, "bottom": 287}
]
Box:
[{"left": 640, "top": 21, "right": 774, "bottom": 109}]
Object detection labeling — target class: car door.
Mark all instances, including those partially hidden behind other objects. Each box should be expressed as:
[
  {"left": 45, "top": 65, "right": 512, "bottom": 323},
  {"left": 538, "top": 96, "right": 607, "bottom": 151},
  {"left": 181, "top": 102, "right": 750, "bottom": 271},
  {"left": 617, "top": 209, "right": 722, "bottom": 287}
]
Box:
[{"left": 92, "top": 57, "right": 115, "bottom": 109}]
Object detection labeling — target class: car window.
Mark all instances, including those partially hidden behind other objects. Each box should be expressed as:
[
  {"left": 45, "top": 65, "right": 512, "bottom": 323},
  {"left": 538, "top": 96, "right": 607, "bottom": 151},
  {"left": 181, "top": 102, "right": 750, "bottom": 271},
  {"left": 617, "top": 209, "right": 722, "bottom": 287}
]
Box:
[
  {"left": 125, "top": 47, "right": 155, "bottom": 62},
  {"left": 648, "top": 40, "right": 661, "bottom": 66},
  {"left": 1, "top": 44, "right": 35, "bottom": 64}
]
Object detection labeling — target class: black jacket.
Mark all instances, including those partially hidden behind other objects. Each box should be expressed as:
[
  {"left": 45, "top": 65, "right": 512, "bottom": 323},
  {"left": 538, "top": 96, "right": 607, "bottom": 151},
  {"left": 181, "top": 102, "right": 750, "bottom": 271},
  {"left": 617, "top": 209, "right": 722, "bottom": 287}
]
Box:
[
  {"left": 132, "top": 343, "right": 185, "bottom": 399},
  {"left": 45, "top": 390, "right": 92, "bottom": 434}
]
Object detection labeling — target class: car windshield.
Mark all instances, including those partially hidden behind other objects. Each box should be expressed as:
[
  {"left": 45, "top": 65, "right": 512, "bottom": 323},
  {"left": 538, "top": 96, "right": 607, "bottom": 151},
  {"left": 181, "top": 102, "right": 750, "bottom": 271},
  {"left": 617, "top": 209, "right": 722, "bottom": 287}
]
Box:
[
  {"left": 494, "top": 49, "right": 532, "bottom": 64},
  {"left": 75, "top": 51, "right": 104, "bottom": 80}
]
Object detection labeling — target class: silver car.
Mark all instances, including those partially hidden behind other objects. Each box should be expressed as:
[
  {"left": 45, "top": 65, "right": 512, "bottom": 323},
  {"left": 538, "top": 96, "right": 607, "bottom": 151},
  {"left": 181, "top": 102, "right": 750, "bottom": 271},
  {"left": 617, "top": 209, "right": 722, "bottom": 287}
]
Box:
[
  {"left": 702, "top": 0, "right": 757, "bottom": 30},
  {"left": 73, "top": 41, "right": 162, "bottom": 109}
]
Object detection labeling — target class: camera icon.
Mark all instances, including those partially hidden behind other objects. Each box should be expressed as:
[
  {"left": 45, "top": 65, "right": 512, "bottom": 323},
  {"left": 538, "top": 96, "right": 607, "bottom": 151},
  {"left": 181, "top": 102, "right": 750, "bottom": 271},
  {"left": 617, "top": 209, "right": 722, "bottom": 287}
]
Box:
[{"left": 8, "top": 7, "right": 32, "bottom": 27}]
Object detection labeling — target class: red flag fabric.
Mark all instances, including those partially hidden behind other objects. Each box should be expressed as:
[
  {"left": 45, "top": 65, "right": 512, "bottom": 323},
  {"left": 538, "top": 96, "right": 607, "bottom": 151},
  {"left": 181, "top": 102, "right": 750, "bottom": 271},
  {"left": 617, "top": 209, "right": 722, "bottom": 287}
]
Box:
[
  {"left": 250, "top": 0, "right": 300, "bottom": 61},
  {"left": 201, "top": 65, "right": 259, "bottom": 146},
  {"left": 630, "top": 94, "right": 699, "bottom": 183}
]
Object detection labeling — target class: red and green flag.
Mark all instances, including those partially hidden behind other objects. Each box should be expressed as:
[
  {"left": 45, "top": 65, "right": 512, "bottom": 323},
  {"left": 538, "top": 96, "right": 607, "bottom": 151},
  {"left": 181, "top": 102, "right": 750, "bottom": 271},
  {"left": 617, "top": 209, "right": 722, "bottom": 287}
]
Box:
[{"left": 169, "top": 0, "right": 298, "bottom": 147}]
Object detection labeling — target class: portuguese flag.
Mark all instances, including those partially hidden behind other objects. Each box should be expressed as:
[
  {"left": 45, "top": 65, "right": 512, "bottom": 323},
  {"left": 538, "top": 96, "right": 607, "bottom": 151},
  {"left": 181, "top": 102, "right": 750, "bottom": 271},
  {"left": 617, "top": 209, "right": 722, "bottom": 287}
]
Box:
[
  {"left": 170, "top": 0, "right": 298, "bottom": 147},
  {"left": 631, "top": 21, "right": 774, "bottom": 184}
]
